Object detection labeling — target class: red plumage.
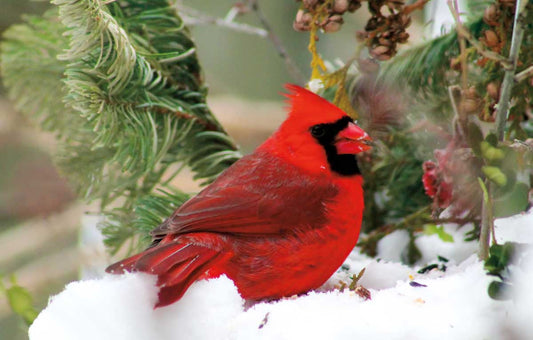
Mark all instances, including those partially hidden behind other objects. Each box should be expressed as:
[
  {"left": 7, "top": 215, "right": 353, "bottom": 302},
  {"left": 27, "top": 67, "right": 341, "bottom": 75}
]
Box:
[{"left": 106, "top": 84, "right": 372, "bottom": 308}]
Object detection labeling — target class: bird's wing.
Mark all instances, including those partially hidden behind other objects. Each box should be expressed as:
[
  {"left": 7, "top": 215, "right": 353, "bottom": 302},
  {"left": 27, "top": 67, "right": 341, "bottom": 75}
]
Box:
[{"left": 151, "top": 150, "right": 338, "bottom": 240}]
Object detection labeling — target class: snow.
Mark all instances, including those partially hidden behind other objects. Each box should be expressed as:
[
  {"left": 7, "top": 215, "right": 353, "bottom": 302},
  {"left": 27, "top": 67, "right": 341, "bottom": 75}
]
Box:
[{"left": 29, "top": 210, "right": 533, "bottom": 340}]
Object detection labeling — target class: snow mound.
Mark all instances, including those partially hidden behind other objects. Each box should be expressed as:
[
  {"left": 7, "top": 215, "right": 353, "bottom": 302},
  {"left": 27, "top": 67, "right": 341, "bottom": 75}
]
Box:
[{"left": 29, "top": 210, "right": 533, "bottom": 339}]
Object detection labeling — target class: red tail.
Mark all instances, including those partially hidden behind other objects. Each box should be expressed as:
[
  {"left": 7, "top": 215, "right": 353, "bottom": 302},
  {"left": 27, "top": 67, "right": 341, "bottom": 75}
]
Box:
[{"left": 106, "top": 243, "right": 219, "bottom": 307}]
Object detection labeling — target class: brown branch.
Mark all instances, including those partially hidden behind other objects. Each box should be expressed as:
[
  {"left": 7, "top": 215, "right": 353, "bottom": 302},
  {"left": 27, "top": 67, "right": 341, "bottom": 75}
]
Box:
[
  {"left": 247, "top": 0, "right": 306, "bottom": 84},
  {"left": 403, "top": 0, "right": 430, "bottom": 16},
  {"left": 175, "top": 4, "right": 268, "bottom": 37},
  {"left": 446, "top": 1, "right": 511, "bottom": 68},
  {"left": 495, "top": 0, "right": 528, "bottom": 140},
  {"left": 450, "top": 0, "right": 468, "bottom": 91},
  {"left": 515, "top": 65, "right": 533, "bottom": 83},
  {"left": 358, "top": 205, "right": 479, "bottom": 252},
  {"left": 152, "top": 107, "right": 221, "bottom": 132}
]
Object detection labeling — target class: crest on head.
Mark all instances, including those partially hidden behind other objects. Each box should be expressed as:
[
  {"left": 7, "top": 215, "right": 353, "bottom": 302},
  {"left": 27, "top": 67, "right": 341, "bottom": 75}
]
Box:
[{"left": 283, "top": 84, "right": 349, "bottom": 127}]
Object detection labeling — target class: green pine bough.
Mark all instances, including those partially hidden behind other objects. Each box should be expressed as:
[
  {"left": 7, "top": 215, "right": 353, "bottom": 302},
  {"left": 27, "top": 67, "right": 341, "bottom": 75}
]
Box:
[{"left": 0, "top": 0, "right": 241, "bottom": 254}]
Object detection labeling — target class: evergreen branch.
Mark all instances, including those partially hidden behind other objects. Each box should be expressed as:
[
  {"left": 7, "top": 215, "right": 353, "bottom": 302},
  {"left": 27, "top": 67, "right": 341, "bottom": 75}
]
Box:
[
  {"left": 0, "top": 10, "right": 78, "bottom": 137},
  {"left": 2, "top": 0, "right": 242, "bottom": 253},
  {"left": 378, "top": 17, "right": 486, "bottom": 96}
]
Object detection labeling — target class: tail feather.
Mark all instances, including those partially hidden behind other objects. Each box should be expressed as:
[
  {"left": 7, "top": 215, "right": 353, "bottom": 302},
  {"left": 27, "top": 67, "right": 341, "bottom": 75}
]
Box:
[
  {"left": 155, "top": 253, "right": 218, "bottom": 308},
  {"left": 135, "top": 243, "right": 196, "bottom": 274},
  {"left": 159, "top": 250, "right": 217, "bottom": 287},
  {"left": 106, "top": 242, "right": 220, "bottom": 307},
  {"left": 106, "top": 252, "right": 146, "bottom": 273}
]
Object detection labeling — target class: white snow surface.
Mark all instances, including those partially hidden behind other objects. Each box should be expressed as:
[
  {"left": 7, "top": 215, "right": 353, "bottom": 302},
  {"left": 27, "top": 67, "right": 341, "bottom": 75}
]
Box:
[{"left": 30, "top": 210, "right": 533, "bottom": 340}]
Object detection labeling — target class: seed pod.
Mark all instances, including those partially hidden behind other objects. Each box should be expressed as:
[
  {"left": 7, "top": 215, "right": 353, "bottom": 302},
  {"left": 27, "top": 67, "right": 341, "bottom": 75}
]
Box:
[
  {"left": 370, "top": 45, "right": 392, "bottom": 61},
  {"left": 296, "top": 9, "right": 305, "bottom": 23},
  {"left": 365, "top": 17, "right": 380, "bottom": 31},
  {"left": 323, "top": 21, "right": 342, "bottom": 32},
  {"left": 303, "top": 0, "right": 319, "bottom": 10},
  {"left": 387, "top": 0, "right": 406, "bottom": 10},
  {"left": 329, "top": 14, "right": 344, "bottom": 23},
  {"left": 348, "top": 0, "right": 362, "bottom": 12},
  {"left": 293, "top": 20, "right": 310, "bottom": 32},
  {"left": 324, "top": 15, "right": 344, "bottom": 32},
  {"left": 302, "top": 12, "right": 313, "bottom": 24},
  {"left": 399, "top": 14, "right": 411, "bottom": 27},
  {"left": 486, "top": 82, "right": 500, "bottom": 100},
  {"left": 396, "top": 31, "right": 409, "bottom": 43},
  {"left": 483, "top": 4, "right": 499, "bottom": 26},
  {"left": 333, "top": 0, "right": 350, "bottom": 14},
  {"left": 484, "top": 30, "right": 499, "bottom": 48},
  {"left": 378, "top": 37, "right": 393, "bottom": 46}
]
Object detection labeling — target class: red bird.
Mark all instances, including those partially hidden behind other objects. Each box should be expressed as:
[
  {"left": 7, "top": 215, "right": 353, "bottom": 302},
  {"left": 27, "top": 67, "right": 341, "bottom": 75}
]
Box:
[{"left": 106, "top": 85, "right": 372, "bottom": 307}]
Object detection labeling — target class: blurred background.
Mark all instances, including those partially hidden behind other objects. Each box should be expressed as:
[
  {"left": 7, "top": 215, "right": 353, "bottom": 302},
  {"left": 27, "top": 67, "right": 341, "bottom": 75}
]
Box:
[{"left": 0, "top": 1, "right": 427, "bottom": 338}]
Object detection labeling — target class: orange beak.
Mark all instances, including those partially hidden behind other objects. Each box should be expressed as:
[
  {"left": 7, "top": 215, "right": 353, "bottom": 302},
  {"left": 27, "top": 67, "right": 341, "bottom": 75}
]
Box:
[{"left": 334, "top": 122, "right": 373, "bottom": 155}]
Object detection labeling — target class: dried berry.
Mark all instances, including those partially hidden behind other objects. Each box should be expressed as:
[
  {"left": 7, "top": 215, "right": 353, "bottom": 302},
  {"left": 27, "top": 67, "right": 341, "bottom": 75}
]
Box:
[
  {"left": 323, "top": 17, "right": 343, "bottom": 33},
  {"left": 484, "top": 30, "right": 500, "bottom": 48},
  {"left": 302, "top": 0, "right": 319, "bottom": 10},
  {"left": 348, "top": 0, "right": 362, "bottom": 12},
  {"left": 332, "top": 0, "right": 350, "bottom": 14},
  {"left": 487, "top": 82, "right": 500, "bottom": 100},
  {"left": 484, "top": 4, "right": 500, "bottom": 26},
  {"left": 370, "top": 45, "right": 392, "bottom": 61}
]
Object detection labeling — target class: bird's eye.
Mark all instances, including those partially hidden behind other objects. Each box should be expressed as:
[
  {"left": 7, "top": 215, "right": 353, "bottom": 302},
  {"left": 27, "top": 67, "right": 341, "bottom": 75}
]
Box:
[{"left": 310, "top": 125, "right": 326, "bottom": 138}]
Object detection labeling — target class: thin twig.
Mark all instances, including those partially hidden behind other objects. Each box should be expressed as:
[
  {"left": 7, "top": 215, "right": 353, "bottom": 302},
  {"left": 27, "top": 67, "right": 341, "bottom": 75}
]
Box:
[
  {"left": 451, "top": 0, "right": 468, "bottom": 91},
  {"left": 495, "top": 0, "right": 528, "bottom": 141},
  {"left": 447, "top": 1, "right": 511, "bottom": 68},
  {"left": 247, "top": 0, "right": 306, "bottom": 84},
  {"left": 403, "top": 0, "right": 430, "bottom": 15},
  {"left": 515, "top": 65, "right": 533, "bottom": 83},
  {"left": 176, "top": 4, "right": 268, "bottom": 37}
]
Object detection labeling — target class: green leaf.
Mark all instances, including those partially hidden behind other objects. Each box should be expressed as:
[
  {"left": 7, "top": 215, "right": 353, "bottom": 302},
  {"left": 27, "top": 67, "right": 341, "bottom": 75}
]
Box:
[
  {"left": 478, "top": 177, "right": 489, "bottom": 203},
  {"left": 487, "top": 281, "right": 513, "bottom": 300},
  {"left": 424, "top": 224, "right": 454, "bottom": 243},
  {"left": 493, "top": 182, "right": 530, "bottom": 218},
  {"left": 484, "top": 242, "right": 516, "bottom": 275},
  {"left": 0, "top": 276, "right": 39, "bottom": 326}
]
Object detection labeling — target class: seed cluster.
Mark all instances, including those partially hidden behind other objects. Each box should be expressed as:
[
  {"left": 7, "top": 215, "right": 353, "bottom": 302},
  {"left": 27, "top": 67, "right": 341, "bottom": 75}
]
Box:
[
  {"left": 293, "top": 0, "right": 423, "bottom": 61},
  {"left": 358, "top": 1, "right": 412, "bottom": 61},
  {"left": 293, "top": 0, "right": 362, "bottom": 33},
  {"left": 478, "top": 0, "right": 519, "bottom": 121}
]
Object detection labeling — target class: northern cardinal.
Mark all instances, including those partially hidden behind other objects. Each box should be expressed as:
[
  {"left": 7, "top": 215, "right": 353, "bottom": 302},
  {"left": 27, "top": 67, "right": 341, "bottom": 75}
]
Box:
[{"left": 106, "top": 85, "right": 372, "bottom": 307}]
